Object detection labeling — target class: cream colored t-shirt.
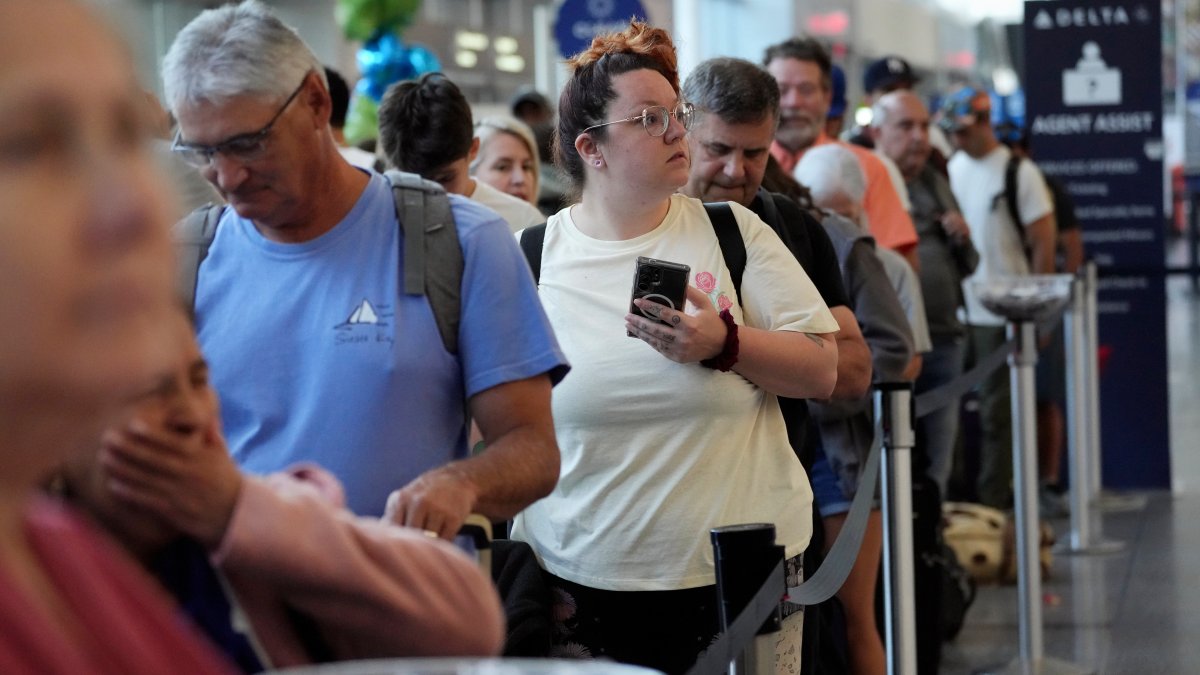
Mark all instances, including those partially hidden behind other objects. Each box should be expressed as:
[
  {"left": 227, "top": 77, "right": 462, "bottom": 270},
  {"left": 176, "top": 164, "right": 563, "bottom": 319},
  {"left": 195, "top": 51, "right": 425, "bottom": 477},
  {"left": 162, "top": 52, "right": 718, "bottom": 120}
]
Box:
[
  {"left": 511, "top": 194, "right": 838, "bottom": 591},
  {"left": 470, "top": 179, "right": 545, "bottom": 233}
]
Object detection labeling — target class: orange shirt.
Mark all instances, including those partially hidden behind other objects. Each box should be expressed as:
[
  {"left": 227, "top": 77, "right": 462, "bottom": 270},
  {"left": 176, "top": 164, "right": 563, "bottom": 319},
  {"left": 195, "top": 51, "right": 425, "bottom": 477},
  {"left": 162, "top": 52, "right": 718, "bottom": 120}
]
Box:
[{"left": 772, "top": 134, "right": 918, "bottom": 253}]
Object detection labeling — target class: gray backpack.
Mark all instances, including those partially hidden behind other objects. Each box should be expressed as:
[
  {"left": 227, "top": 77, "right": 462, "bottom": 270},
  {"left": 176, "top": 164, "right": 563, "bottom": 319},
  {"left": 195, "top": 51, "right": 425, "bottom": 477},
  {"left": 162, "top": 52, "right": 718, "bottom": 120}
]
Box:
[{"left": 174, "top": 170, "right": 465, "bottom": 354}]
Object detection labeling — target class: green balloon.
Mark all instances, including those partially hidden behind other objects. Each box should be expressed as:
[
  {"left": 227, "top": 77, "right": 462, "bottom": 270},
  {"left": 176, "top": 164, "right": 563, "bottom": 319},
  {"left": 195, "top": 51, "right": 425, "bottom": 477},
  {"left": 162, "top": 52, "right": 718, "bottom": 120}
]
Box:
[
  {"left": 344, "top": 93, "right": 379, "bottom": 148},
  {"left": 335, "top": 0, "right": 421, "bottom": 42}
]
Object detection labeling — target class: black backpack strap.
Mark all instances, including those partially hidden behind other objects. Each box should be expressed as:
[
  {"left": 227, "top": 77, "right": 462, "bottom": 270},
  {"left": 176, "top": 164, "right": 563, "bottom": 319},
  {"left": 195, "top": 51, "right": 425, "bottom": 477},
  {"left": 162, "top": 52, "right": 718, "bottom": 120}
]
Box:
[
  {"left": 519, "top": 223, "right": 547, "bottom": 285},
  {"left": 703, "top": 202, "right": 746, "bottom": 306},
  {"left": 173, "top": 203, "right": 225, "bottom": 308},
  {"left": 385, "top": 170, "right": 462, "bottom": 355},
  {"left": 755, "top": 188, "right": 782, "bottom": 232},
  {"left": 1003, "top": 154, "right": 1030, "bottom": 261}
]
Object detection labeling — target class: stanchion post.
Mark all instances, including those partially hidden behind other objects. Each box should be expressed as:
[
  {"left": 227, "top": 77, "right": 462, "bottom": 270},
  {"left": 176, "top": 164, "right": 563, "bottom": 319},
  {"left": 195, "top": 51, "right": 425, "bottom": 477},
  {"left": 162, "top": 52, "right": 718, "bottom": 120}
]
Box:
[
  {"left": 973, "top": 275, "right": 1093, "bottom": 675},
  {"left": 874, "top": 383, "right": 917, "bottom": 675},
  {"left": 1063, "top": 274, "right": 1125, "bottom": 556},
  {"left": 711, "top": 524, "right": 782, "bottom": 675},
  {"left": 1082, "top": 262, "right": 1147, "bottom": 514},
  {"left": 1065, "top": 274, "right": 1094, "bottom": 549},
  {"left": 992, "top": 321, "right": 1093, "bottom": 675},
  {"left": 1010, "top": 320, "right": 1043, "bottom": 664},
  {"left": 1083, "top": 261, "right": 1103, "bottom": 505}
]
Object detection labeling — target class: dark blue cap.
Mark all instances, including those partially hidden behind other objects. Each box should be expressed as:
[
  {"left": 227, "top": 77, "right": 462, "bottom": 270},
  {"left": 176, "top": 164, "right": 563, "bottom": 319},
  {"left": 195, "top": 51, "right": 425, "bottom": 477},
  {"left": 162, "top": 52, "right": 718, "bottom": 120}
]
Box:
[
  {"left": 863, "top": 55, "right": 918, "bottom": 94},
  {"left": 828, "top": 64, "right": 847, "bottom": 118}
]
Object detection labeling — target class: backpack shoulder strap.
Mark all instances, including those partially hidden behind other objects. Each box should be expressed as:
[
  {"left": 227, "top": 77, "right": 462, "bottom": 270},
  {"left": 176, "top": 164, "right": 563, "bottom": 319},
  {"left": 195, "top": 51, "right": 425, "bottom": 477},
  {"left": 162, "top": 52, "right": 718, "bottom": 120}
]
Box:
[
  {"left": 173, "top": 203, "right": 225, "bottom": 308},
  {"left": 519, "top": 223, "right": 547, "bottom": 284},
  {"left": 1004, "top": 155, "right": 1032, "bottom": 261},
  {"left": 703, "top": 201, "right": 746, "bottom": 306},
  {"left": 755, "top": 189, "right": 783, "bottom": 234},
  {"left": 1004, "top": 154, "right": 1023, "bottom": 230},
  {"left": 385, "top": 170, "right": 462, "bottom": 355}
]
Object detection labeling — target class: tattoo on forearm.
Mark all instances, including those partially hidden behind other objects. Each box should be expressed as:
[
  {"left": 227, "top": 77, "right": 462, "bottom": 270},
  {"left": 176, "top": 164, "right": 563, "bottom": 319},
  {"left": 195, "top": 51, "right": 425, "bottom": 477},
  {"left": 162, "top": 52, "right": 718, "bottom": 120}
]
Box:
[{"left": 805, "top": 333, "right": 824, "bottom": 348}]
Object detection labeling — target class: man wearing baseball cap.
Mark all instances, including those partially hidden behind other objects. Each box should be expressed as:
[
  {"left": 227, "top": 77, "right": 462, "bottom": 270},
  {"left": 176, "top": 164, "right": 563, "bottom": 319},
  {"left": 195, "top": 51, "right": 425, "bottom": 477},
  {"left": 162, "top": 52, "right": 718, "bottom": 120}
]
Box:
[
  {"left": 863, "top": 55, "right": 919, "bottom": 101},
  {"left": 942, "top": 86, "right": 1057, "bottom": 509},
  {"left": 860, "top": 55, "right": 954, "bottom": 161}
]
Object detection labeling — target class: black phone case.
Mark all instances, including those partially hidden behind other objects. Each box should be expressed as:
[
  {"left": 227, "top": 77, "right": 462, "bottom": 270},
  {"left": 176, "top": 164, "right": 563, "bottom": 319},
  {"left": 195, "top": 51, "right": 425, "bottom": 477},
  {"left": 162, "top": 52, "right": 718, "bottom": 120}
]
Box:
[{"left": 629, "top": 256, "right": 691, "bottom": 332}]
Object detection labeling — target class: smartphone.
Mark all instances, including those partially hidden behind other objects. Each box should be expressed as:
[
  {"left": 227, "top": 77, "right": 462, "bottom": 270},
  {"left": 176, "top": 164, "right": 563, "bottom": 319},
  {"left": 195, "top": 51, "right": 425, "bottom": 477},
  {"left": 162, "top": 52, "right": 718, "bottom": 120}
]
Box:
[{"left": 628, "top": 256, "right": 690, "bottom": 336}]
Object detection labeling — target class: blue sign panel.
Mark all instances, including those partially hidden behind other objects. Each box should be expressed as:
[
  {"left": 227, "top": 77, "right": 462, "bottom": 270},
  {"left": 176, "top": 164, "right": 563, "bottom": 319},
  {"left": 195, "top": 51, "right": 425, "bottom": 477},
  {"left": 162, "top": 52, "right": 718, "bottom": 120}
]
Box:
[
  {"left": 1024, "top": 1, "right": 1169, "bottom": 488},
  {"left": 554, "top": 0, "right": 648, "bottom": 59}
]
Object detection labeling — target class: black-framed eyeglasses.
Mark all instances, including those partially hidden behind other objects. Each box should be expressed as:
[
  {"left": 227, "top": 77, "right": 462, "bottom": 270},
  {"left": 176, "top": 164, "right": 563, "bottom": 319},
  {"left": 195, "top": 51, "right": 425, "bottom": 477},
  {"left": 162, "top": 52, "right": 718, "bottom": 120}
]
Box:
[
  {"left": 582, "top": 101, "right": 695, "bottom": 138},
  {"left": 171, "top": 78, "right": 307, "bottom": 168}
]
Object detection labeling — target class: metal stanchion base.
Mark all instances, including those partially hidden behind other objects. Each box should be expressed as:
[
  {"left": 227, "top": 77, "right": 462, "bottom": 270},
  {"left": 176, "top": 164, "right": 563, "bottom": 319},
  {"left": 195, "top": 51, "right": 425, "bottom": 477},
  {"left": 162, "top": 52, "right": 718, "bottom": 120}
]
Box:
[
  {"left": 1055, "top": 538, "right": 1126, "bottom": 556},
  {"left": 978, "top": 655, "right": 1096, "bottom": 675},
  {"left": 1091, "top": 490, "right": 1148, "bottom": 513}
]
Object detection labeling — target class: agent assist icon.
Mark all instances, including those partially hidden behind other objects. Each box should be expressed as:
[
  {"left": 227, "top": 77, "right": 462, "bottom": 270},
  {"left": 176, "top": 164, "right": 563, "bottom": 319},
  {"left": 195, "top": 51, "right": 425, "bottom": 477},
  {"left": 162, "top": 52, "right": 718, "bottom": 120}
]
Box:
[{"left": 1063, "top": 41, "right": 1122, "bottom": 106}]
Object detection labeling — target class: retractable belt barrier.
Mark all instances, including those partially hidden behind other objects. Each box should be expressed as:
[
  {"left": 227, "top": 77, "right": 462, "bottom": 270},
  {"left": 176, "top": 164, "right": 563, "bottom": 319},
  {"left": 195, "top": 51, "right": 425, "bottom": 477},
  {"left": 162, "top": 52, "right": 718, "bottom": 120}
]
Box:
[{"left": 688, "top": 296, "right": 1078, "bottom": 675}]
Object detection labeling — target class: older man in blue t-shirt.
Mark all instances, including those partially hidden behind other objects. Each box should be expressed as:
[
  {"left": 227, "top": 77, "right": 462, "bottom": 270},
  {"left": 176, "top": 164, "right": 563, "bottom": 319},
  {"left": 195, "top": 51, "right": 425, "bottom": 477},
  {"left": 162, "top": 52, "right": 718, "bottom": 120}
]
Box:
[{"left": 162, "top": 3, "right": 568, "bottom": 537}]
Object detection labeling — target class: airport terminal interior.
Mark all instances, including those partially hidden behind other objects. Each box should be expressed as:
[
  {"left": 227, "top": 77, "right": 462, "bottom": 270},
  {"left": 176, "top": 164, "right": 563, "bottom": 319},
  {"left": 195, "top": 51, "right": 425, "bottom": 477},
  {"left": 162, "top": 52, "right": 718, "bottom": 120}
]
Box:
[
  {"left": 940, "top": 245, "right": 1200, "bottom": 674},
  {"left": 10, "top": 0, "right": 1200, "bottom": 673}
]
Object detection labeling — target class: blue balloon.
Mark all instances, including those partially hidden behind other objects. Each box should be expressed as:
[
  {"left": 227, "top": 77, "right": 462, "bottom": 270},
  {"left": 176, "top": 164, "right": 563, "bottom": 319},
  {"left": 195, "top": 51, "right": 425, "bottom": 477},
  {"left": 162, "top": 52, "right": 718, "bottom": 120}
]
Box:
[
  {"left": 356, "top": 32, "right": 442, "bottom": 102},
  {"left": 406, "top": 44, "right": 441, "bottom": 76}
]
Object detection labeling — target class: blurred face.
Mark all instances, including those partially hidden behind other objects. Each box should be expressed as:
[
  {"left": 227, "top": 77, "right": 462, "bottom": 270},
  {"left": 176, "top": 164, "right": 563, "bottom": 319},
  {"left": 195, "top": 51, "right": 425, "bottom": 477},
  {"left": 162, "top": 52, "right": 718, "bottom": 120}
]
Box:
[
  {"left": 173, "top": 71, "right": 327, "bottom": 230},
  {"left": 589, "top": 68, "right": 691, "bottom": 197},
  {"left": 63, "top": 313, "right": 216, "bottom": 554},
  {"left": 873, "top": 93, "right": 931, "bottom": 179},
  {"left": 428, "top": 156, "right": 474, "bottom": 197},
  {"left": 683, "top": 111, "right": 775, "bottom": 207},
  {"left": 819, "top": 190, "right": 864, "bottom": 227},
  {"left": 765, "top": 57, "right": 830, "bottom": 152},
  {"left": 948, "top": 119, "right": 990, "bottom": 158},
  {"left": 0, "top": 0, "right": 177, "bottom": 462},
  {"left": 474, "top": 132, "right": 538, "bottom": 205}
]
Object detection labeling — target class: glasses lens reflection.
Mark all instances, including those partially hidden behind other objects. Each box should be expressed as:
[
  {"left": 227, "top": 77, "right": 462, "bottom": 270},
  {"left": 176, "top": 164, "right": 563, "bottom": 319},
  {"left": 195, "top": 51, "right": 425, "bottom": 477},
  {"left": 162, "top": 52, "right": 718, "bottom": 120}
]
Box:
[{"left": 642, "top": 103, "right": 693, "bottom": 137}]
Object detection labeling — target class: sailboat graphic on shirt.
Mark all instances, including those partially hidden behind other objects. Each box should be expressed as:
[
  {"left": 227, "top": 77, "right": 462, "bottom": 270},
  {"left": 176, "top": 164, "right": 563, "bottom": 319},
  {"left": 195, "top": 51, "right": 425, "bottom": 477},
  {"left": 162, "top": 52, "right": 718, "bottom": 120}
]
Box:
[
  {"left": 345, "top": 299, "right": 378, "bottom": 324},
  {"left": 335, "top": 298, "right": 391, "bottom": 329}
]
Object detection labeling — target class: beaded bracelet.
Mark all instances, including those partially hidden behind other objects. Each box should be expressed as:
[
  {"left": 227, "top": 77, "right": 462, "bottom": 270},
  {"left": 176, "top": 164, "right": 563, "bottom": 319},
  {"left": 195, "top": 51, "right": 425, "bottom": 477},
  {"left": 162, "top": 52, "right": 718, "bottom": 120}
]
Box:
[{"left": 700, "top": 308, "right": 739, "bottom": 372}]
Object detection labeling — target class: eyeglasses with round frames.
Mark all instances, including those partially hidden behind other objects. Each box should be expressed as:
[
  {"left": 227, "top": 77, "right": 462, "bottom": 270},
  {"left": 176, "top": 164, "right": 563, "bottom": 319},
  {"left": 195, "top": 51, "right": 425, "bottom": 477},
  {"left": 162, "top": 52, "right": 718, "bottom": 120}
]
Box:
[
  {"left": 171, "top": 77, "right": 307, "bottom": 168},
  {"left": 582, "top": 101, "right": 695, "bottom": 138}
]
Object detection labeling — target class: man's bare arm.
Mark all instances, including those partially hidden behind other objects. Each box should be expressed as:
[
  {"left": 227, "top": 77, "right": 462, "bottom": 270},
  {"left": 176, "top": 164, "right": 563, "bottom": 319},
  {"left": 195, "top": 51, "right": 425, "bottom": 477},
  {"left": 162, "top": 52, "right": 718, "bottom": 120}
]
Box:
[{"left": 384, "top": 375, "right": 558, "bottom": 539}]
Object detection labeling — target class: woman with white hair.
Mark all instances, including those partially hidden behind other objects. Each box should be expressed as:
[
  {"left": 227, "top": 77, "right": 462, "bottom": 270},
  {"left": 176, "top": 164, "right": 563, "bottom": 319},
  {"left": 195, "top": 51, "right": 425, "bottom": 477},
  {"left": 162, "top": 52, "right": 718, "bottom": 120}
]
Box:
[
  {"left": 795, "top": 142, "right": 928, "bottom": 675},
  {"left": 795, "top": 144, "right": 931, "bottom": 372},
  {"left": 472, "top": 116, "right": 541, "bottom": 208}
]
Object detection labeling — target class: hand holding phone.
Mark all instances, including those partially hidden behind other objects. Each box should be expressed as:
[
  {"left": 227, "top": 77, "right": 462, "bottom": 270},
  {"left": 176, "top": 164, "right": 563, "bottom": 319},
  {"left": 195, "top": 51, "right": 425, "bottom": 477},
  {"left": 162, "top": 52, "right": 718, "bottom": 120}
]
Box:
[{"left": 628, "top": 256, "right": 690, "bottom": 336}]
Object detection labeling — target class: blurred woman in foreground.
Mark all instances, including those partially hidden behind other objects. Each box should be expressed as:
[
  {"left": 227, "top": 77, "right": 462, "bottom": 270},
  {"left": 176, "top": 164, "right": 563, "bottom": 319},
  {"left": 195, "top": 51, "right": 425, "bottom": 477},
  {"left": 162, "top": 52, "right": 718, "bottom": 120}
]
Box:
[{"left": 0, "top": 1, "right": 230, "bottom": 671}]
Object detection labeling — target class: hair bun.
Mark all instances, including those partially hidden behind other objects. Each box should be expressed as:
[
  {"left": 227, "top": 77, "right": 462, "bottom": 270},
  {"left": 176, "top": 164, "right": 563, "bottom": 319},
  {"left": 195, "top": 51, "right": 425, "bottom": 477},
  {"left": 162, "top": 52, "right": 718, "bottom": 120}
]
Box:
[{"left": 567, "top": 20, "right": 679, "bottom": 90}]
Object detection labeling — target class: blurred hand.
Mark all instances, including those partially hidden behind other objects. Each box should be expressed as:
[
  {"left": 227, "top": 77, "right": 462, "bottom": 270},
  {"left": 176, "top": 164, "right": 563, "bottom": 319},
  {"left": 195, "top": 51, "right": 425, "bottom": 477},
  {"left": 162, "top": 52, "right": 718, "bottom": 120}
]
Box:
[
  {"left": 100, "top": 417, "right": 242, "bottom": 550},
  {"left": 383, "top": 466, "right": 478, "bottom": 540},
  {"left": 940, "top": 211, "right": 971, "bottom": 242}
]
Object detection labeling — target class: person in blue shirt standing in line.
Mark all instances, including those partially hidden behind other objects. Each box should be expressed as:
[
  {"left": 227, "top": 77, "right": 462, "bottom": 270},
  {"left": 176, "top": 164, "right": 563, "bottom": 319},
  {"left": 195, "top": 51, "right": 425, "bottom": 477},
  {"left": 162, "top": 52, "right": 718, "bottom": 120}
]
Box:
[{"left": 162, "top": 0, "right": 569, "bottom": 534}]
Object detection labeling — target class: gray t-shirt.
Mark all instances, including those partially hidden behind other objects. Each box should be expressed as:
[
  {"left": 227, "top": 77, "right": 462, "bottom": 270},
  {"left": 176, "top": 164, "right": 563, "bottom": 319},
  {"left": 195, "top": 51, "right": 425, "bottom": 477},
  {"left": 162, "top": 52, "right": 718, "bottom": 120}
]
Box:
[{"left": 907, "top": 165, "right": 979, "bottom": 338}]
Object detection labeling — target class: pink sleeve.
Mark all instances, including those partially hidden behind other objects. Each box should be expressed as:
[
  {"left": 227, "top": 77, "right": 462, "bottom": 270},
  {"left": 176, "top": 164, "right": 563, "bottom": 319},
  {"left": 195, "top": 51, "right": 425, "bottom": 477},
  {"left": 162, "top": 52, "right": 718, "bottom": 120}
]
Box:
[
  {"left": 211, "top": 474, "right": 505, "bottom": 661},
  {"left": 856, "top": 148, "right": 919, "bottom": 252}
]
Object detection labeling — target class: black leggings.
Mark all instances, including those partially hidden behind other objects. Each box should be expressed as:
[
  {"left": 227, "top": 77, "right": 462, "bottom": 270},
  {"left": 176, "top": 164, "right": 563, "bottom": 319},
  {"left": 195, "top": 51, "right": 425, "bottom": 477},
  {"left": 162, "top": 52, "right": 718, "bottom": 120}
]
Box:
[{"left": 543, "top": 573, "right": 720, "bottom": 674}]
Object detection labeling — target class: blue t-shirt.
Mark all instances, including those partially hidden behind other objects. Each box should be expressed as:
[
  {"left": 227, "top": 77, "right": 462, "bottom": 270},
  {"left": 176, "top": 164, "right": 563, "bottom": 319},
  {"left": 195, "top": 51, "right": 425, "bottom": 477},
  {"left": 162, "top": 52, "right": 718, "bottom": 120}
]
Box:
[{"left": 196, "top": 172, "right": 568, "bottom": 515}]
